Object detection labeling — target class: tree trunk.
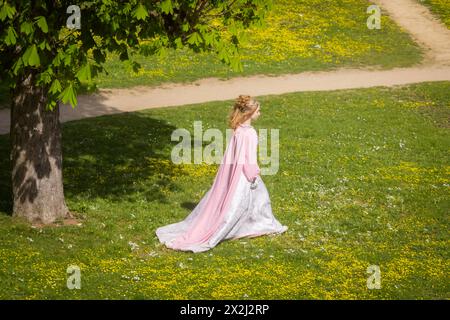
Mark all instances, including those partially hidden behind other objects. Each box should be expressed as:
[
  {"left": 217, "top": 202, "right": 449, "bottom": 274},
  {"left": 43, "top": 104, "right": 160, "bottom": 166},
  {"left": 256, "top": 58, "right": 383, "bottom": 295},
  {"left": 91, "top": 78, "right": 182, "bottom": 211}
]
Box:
[{"left": 10, "top": 72, "right": 69, "bottom": 224}]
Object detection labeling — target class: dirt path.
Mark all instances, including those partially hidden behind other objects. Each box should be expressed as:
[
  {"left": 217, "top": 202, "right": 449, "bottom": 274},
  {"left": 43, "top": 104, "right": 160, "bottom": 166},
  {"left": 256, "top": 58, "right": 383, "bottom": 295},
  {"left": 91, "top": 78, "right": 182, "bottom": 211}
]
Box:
[
  {"left": 0, "top": 0, "right": 449, "bottom": 135},
  {"left": 373, "top": 0, "right": 450, "bottom": 65}
]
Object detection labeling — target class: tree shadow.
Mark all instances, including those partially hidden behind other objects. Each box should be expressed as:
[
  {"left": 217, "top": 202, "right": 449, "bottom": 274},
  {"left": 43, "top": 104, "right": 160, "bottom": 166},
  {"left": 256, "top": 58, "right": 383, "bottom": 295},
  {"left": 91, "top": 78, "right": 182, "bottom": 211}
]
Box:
[
  {"left": 0, "top": 134, "right": 12, "bottom": 215},
  {"left": 0, "top": 82, "right": 10, "bottom": 108},
  {"left": 62, "top": 111, "right": 185, "bottom": 204},
  {"left": 0, "top": 110, "right": 191, "bottom": 217}
]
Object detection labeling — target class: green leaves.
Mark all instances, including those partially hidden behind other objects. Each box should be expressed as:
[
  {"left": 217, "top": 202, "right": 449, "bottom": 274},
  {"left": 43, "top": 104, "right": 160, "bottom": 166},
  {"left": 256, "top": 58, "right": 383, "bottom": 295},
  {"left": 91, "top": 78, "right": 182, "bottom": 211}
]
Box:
[
  {"left": 0, "top": 1, "right": 16, "bottom": 21},
  {"left": 0, "top": 0, "right": 269, "bottom": 112},
  {"left": 11, "top": 58, "right": 23, "bottom": 75},
  {"left": 229, "top": 56, "right": 244, "bottom": 73},
  {"left": 76, "top": 64, "right": 92, "bottom": 82},
  {"left": 160, "top": 0, "right": 174, "bottom": 14},
  {"left": 133, "top": 3, "right": 148, "bottom": 20},
  {"left": 187, "top": 32, "right": 202, "bottom": 45},
  {"left": 58, "top": 83, "right": 77, "bottom": 108},
  {"left": 200, "top": 27, "right": 218, "bottom": 47},
  {"left": 63, "top": 44, "right": 78, "bottom": 66},
  {"left": 22, "top": 44, "right": 40, "bottom": 67},
  {"left": 5, "top": 26, "right": 17, "bottom": 45},
  {"left": 37, "top": 68, "right": 53, "bottom": 85},
  {"left": 28, "top": 45, "right": 40, "bottom": 66},
  {"left": 49, "top": 79, "right": 62, "bottom": 95},
  {"left": 38, "top": 40, "right": 51, "bottom": 51},
  {"left": 20, "top": 21, "right": 34, "bottom": 35},
  {"left": 35, "top": 16, "right": 48, "bottom": 33},
  {"left": 174, "top": 37, "right": 183, "bottom": 49}
]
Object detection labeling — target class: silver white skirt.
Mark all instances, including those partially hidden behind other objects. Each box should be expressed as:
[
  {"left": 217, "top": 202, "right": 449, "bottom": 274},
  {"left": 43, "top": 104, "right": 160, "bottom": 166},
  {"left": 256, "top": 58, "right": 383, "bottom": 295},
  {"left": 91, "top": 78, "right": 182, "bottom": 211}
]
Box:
[{"left": 156, "top": 172, "right": 288, "bottom": 252}]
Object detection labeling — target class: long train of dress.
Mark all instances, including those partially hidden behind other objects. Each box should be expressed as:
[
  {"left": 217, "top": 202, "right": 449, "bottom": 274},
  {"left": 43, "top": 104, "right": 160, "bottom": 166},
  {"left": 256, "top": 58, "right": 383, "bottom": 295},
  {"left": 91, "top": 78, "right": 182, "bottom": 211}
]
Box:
[{"left": 156, "top": 171, "right": 288, "bottom": 253}]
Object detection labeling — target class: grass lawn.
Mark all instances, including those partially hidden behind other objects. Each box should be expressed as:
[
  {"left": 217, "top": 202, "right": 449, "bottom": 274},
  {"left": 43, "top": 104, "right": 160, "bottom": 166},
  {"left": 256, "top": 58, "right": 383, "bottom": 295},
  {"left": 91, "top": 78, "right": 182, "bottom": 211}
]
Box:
[
  {"left": 418, "top": 0, "right": 450, "bottom": 28},
  {"left": 93, "top": 0, "right": 422, "bottom": 90},
  {"left": 0, "top": 81, "right": 448, "bottom": 299},
  {"left": 0, "top": 0, "right": 424, "bottom": 106}
]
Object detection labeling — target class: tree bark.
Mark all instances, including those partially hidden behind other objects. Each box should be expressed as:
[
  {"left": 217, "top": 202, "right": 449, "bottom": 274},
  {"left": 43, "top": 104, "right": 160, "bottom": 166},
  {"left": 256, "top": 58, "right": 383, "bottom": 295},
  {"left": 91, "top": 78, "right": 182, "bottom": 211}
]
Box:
[{"left": 10, "top": 72, "right": 69, "bottom": 224}]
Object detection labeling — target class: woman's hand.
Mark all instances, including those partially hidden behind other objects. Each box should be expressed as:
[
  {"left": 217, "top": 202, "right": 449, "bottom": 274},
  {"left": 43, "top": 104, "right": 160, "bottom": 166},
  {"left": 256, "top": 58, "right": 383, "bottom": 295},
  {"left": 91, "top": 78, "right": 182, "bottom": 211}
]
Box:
[{"left": 250, "top": 177, "right": 258, "bottom": 190}]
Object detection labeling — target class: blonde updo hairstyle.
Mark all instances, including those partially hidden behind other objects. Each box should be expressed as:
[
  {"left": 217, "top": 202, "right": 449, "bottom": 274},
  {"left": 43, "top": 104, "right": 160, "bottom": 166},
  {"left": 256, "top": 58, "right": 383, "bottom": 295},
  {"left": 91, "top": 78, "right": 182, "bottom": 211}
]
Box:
[{"left": 228, "top": 95, "right": 259, "bottom": 130}]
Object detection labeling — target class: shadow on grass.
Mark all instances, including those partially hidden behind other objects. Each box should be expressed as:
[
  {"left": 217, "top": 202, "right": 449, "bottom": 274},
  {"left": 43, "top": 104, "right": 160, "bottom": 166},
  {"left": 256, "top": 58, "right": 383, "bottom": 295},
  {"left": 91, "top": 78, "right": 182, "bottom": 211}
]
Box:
[
  {"left": 0, "top": 111, "right": 186, "bottom": 216},
  {"left": 181, "top": 201, "right": 198, "bottom": 211},
  {"left": 62, "top": 112, "right": 184, "bottom": 203},
  {"left": 0, "top": 134, "right": 12, "bottom": 215}
]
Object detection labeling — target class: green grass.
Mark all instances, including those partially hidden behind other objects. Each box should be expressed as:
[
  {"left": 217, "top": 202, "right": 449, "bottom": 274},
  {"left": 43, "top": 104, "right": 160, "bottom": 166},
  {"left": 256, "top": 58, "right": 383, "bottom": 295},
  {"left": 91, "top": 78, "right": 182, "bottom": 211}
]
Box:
[
  {"left": 0, "top": 82, "right": 449, "bottom": 299},
  {"left": 93, "top": 0, "right": 423, "bottom": 90},
  {"left": 0, "top": 0, "right": 425, "bottom": 109},
  {"left": 418, "top": 0, "right": 450, "bottom": 28}
]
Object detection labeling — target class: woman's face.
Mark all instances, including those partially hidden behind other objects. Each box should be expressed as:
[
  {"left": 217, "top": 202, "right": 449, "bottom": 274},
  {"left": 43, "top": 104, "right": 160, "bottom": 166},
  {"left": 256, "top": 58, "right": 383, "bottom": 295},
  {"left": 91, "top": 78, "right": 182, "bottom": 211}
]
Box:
[{"left": 250, "top": 102, "right": 261, "bottom": 120}]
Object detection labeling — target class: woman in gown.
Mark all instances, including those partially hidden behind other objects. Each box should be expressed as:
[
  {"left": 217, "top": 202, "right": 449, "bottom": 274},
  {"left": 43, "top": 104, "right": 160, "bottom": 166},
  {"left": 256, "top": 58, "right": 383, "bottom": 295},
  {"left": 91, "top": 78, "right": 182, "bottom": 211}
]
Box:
[{"left": 155, "top": 95, "right": 288, "bottom": 252}]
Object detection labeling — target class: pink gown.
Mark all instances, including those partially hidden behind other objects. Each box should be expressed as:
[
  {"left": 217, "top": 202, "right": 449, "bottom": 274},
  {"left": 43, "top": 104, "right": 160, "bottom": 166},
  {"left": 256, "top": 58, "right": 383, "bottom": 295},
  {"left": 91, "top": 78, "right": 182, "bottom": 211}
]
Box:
[{"left": 155, "top": 123, "right": 288, "bottom": 252}]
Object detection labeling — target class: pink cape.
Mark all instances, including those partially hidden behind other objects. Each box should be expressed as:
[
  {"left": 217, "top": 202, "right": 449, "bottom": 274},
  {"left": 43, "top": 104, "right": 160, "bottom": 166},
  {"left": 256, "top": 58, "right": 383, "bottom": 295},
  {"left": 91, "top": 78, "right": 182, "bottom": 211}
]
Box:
[{"left": 159, "top": 124, "right": 261, "bottom": 251}]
